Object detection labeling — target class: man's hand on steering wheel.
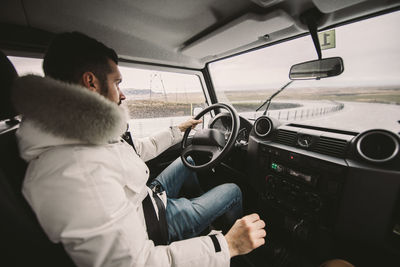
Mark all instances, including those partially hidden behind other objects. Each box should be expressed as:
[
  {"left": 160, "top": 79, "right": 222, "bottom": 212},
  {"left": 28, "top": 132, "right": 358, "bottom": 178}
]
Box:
[{"left": 178, "top": 118, "right": 203, "bottom": 132}]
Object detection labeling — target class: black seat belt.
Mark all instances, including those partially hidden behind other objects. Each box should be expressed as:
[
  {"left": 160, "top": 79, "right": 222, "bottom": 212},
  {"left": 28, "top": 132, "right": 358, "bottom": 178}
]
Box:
[
  {"left": 142, "top": 190, "right": 169, "bottom": 246},
  {"left": 123, "top": 130, "right": 169, "bottom": 245},
  {"left": 122, "top": 131, "right": 137, "bottom": 152}
]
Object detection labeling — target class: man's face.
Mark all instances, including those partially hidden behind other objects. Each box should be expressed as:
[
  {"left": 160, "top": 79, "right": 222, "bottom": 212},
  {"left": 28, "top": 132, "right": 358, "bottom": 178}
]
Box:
[{"left": 100, "top": 59, "right": 126, "bottom": 105}]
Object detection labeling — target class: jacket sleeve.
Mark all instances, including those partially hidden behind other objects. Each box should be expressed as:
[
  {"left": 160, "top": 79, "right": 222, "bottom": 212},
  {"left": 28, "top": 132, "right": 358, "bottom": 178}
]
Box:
[
  {"left": 60, "top": 206, "right": 231, "bottom": 267},
  {"left": 133, "top": 126, "right": 182, "bottom": 162}
]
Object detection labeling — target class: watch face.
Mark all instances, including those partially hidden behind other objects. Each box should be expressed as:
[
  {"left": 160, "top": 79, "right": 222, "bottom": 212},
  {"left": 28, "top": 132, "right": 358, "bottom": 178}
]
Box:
[{"left": 297, "top": 134, "right": 313, "bottom": 148}]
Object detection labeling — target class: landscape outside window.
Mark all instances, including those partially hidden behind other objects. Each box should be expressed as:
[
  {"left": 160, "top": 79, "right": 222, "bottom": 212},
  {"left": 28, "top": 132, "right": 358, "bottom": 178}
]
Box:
[
  {"left": 118, "top": 66, "right": 206, "bottom": 137},
  {"left": 209, "top": 11, "right": 400, "bottom": 133}
]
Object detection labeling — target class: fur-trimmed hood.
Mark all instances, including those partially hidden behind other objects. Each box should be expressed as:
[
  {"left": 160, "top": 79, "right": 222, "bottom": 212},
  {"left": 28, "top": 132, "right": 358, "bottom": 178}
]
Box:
[{"left": 13, "top": 75, "right": 128, "bottom": 160}]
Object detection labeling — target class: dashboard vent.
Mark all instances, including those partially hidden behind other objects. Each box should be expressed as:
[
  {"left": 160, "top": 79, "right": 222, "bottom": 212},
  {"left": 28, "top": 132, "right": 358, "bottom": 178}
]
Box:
[
  {"left": 254, "top": 116, "right": 273, "bottom": 137},
  {"left": 356, "top": 130, "right": 399, "bottom": 163},
  {"left": 275, "top": 130, "right": 297, "bottom": 146},
  {"left": 312, "top": 136, "right": 348, "bottom": 158}
]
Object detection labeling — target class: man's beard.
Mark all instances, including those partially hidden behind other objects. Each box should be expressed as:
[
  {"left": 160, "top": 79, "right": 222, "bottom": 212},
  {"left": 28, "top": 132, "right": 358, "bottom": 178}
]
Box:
[{"left": 99, "top": 83, "right": 121, "bottom": 105}]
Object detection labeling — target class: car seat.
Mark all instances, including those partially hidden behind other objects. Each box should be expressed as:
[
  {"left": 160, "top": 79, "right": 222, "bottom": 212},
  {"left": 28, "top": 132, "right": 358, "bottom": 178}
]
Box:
[{"left": 0, "top": 50, "right": 75, "bottom": 267}]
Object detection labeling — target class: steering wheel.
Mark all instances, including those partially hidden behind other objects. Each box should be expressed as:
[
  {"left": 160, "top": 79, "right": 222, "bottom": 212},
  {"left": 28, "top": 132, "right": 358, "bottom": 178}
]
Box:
[{"left": 181, "top": 103, "right": 240, "bottom": 171}]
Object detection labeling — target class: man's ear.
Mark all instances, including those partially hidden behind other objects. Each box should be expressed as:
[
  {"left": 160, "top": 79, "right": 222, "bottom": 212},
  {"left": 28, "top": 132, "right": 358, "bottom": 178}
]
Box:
[{"left": 81, "top": 72, "right": 99, "bottom": 92}]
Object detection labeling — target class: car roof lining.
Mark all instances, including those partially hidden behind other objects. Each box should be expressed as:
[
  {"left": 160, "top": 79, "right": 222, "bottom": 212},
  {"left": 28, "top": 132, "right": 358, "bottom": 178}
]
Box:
[{"left": 1, "top": 0, "right": 400, "bottom": 69}]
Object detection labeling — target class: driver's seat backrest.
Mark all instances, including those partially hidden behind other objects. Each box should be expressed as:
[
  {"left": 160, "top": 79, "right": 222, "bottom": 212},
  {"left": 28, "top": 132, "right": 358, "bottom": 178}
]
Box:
[{"left": 0, "top": 50, "right": 75, "bottom": 267}]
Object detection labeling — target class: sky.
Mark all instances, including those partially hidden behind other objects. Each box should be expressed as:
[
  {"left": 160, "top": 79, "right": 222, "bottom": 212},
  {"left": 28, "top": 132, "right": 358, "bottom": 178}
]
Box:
[{"left": 8, "top": 10, "right": 400, "bottom": 93}]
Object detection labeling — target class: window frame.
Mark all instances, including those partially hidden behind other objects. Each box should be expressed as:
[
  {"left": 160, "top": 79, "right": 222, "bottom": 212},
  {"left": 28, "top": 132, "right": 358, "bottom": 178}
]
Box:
[{"left": 118, "top": 60, "right": 212, "bottom": 107}]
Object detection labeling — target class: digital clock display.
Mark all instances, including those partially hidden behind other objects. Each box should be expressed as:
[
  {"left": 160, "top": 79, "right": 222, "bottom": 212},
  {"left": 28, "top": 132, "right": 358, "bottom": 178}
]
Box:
[
  {"left": 288, "top": 169, "right": 312, "bottom": 183},
  {"left": 271, "top": 162, "right": 314, "bottom": 184}
]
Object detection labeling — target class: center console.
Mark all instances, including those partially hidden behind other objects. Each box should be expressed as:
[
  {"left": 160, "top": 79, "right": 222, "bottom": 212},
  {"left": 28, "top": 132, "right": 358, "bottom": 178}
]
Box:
[
  {"left": 247, "top": 139, "right": 347, "bottom": 264},
  {"left": 256, "top": 142, "right": 345, "bottom": 235}
]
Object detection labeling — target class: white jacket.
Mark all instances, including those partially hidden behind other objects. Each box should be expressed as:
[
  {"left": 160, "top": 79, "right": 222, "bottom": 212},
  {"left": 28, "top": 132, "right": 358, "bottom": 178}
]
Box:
[{"left": 13, "top": 75, "right": 230, "bottom": 267}]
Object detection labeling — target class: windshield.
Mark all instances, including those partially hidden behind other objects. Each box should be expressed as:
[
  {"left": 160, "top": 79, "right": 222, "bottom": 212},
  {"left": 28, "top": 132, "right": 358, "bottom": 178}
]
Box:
[{"left": 209, "top": 11, "right": 400, "bottom": 133}]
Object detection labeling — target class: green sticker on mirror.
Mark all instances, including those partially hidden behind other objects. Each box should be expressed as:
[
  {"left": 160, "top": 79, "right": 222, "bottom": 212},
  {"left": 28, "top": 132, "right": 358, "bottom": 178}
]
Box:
[{"left": 318, "top": 29, "right": 335, "bottom": 50}]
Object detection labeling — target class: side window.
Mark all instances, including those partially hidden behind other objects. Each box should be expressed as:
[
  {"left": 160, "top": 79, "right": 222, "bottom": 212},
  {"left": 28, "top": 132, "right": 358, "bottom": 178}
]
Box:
[
  {"left": 116, "top": 66, "right": 207, "bottom": 138},
  {"left": 8, "top": 56, "right": 44, "bottom": 76},
  {"left": 8, "top": 57, "right": 208, "bottom": 138}
]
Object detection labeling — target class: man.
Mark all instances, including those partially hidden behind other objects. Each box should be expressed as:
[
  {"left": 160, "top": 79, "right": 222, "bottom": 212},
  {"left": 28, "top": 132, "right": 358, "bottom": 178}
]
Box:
[{"left": 13, "top": 32, "right": 266, "bottom": 267}]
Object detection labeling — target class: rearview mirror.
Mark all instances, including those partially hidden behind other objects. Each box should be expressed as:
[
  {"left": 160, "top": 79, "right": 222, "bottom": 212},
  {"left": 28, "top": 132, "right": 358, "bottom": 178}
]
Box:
[{"left": 289, "top": 57, "right": 344, "bottom": 80}]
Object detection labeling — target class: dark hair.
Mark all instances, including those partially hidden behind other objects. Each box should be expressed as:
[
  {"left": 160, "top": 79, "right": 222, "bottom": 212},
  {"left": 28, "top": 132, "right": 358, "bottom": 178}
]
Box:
[{"left": 43, "top": 31, "right": 118, "bottom": 93}]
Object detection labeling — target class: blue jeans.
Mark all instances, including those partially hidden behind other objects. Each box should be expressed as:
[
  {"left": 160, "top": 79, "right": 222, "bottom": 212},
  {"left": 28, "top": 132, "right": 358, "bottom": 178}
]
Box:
[{"left": 150, "top": 157, "right": 243, "bottom": 242}]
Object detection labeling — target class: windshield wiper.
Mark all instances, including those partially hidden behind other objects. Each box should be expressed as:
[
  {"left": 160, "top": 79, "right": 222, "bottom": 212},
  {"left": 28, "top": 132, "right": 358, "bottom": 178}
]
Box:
[{"left": 255, "top": 80, "right": 293, "bottom": 115}]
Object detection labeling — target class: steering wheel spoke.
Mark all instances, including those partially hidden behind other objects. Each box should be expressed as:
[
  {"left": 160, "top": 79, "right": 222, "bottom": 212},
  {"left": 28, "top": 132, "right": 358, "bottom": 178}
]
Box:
[{"left": 182, "top": 145, "right": 221, "bottom": 162}]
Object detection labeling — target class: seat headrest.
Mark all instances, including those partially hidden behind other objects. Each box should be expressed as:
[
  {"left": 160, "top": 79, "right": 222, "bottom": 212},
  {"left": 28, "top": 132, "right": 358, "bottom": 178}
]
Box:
[{"left": 0, "top": 51, "right": 19, "bottom": 121}]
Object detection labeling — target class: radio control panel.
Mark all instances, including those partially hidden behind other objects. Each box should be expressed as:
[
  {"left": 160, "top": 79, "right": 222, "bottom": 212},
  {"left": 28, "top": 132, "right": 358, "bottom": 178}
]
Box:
[{"left": 255, "top": 143, "right": 346, "bottom": 231}]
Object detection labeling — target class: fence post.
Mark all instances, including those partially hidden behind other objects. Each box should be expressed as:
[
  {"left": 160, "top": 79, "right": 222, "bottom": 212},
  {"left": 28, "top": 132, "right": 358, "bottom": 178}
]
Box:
[
  {"left": 278, "top": 111, "right": 281, "bottom": 120},
  {"left": 286, "top": 111, "right": 289, "bottom": 120},
  {"left": 294, "top": 110, "right": 297, "bottom": 120}
]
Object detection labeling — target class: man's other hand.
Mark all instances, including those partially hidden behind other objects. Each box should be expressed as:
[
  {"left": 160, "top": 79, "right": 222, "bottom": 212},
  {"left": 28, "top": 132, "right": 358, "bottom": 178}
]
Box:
[
  {"left": 178, "top": 118, "right": 203, "bottom": 132},
  {"left": 224, "top": 213, "right": 266, "bottom": 258}
]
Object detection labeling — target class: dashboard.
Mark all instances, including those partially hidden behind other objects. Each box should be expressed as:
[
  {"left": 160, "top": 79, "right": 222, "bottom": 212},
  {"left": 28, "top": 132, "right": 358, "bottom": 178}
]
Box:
[
  {"left": 209, "top": 113, "right": 400, "bottom": 266},
  {"left": 208, "top": 112, "right": 252, "bottom": 147}
]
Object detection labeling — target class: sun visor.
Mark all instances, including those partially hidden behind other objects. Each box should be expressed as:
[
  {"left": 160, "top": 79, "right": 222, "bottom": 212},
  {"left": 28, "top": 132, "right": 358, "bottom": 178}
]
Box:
[{"left": 181, "top": 10, "right": 294, "bottom": 58}]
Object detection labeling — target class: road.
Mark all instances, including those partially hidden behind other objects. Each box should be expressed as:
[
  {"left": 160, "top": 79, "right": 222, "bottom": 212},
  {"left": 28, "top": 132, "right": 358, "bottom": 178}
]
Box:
[{"left": 300, "top": 101, "right": 400, "bottom": 133}]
